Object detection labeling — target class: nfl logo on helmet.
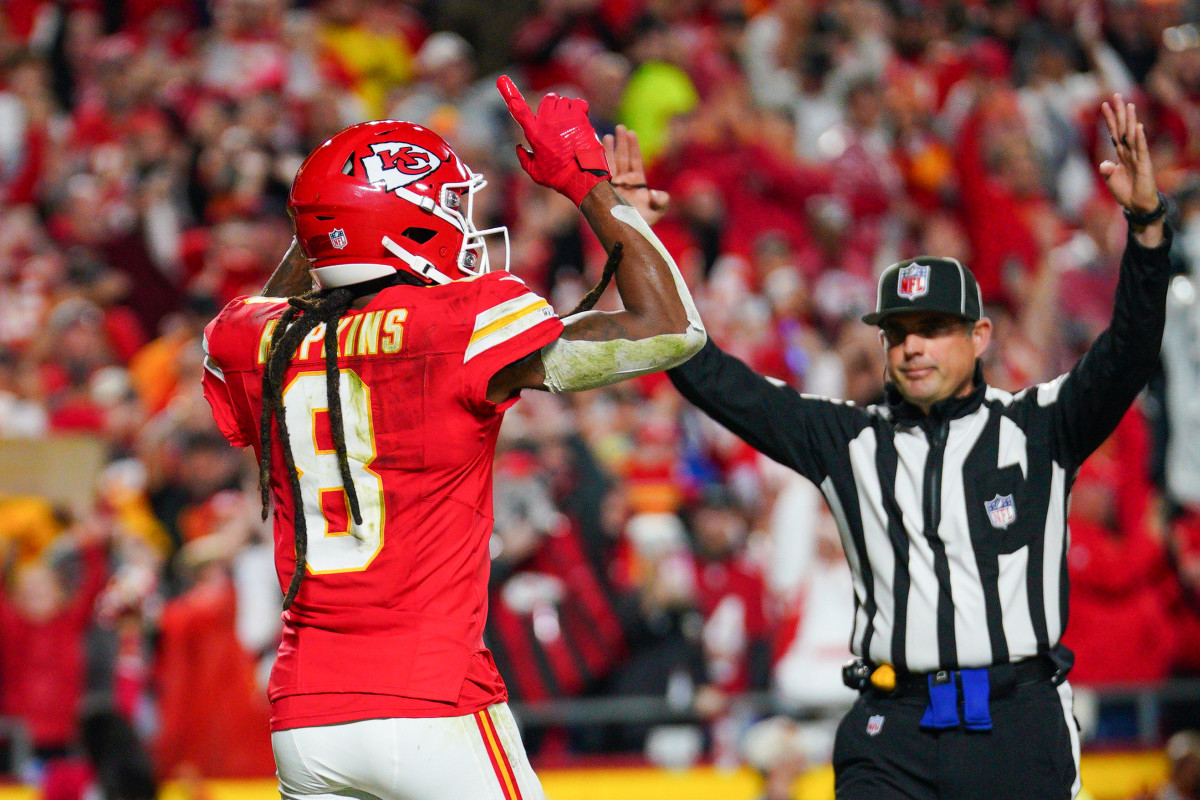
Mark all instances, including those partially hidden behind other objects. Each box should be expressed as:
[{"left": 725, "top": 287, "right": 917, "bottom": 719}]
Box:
[
  {"left": 898, "top": 264, "right": 930, "bottom": 300},
  {"left": 984, "top": 494, "right": 1017, "bottom": 529},
  {"left": 329, "top": 228, "right": 348, "bottom": 249}
]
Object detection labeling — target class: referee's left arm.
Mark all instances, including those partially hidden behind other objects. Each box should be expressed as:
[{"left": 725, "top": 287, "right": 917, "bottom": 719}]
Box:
[{"left": 1045, "top": 95, "right": 1172, "bottom": 468}]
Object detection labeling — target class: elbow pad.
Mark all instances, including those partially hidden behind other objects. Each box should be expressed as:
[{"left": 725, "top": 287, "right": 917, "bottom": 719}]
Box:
[
  {"left": 540, "top": 329, "right": 704, "bottom": 393},
  {"left": 540, "top": 204, "right": 706, "bottom": 393}
]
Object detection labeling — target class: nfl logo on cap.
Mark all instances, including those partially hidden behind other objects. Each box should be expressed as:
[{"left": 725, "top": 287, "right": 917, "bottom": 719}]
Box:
[
  {"left": 984, "top": 494, "right": 1017, "bottom": 529},
  {"left": 898, "top": 264, "right": 930, "bottom": 300},
  {"left": 329, "top": 228, "right": 348, "bottom": 249}
]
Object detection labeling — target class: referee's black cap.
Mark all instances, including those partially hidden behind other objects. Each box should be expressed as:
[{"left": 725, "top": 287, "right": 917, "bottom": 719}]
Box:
[{"left": 862, "top": 256, "right": 983, "bottom": 326}]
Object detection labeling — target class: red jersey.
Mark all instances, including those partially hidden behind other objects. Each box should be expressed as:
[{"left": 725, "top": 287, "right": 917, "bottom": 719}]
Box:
[{"left": 201, "top": 273, "right": 562, "bottom": 730}]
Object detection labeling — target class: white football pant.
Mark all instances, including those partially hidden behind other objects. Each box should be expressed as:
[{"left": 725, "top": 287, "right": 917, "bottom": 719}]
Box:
[{"left": 272, "top": 703, "right": 545, "bottom": 800}]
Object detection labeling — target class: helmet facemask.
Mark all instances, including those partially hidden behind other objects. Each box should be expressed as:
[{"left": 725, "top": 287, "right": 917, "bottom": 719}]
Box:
[{"left": 438, "top": 171, "right": 510, "bottom": 280}]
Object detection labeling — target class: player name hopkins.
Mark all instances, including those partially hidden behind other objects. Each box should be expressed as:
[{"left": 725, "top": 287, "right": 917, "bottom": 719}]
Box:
[{"left": 257, "top": 308, "right": 410, "bottom": 364}]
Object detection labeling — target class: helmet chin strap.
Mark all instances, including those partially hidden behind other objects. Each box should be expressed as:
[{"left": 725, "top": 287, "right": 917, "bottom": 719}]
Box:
[{"left": 381, "top": 236, "right": 453, "bottom": 285}]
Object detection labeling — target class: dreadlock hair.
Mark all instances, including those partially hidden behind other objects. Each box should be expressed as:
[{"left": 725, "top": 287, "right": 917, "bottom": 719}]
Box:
[
  {"left": 566, "top": 242, "right": 623, "bottom": 316},
  {"left": 258, "top": 285, "right": 362, "bottom": 610}
]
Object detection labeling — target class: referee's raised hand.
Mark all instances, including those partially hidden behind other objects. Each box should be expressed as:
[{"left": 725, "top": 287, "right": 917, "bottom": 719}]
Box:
[{"left": 1100, "top": 94, "right": 1164, "bottom": 230}]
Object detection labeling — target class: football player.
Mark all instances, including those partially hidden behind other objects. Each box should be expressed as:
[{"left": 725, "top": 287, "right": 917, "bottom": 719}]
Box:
[{"left": 200, "top": 77, "right": 704, "bottom": 800}]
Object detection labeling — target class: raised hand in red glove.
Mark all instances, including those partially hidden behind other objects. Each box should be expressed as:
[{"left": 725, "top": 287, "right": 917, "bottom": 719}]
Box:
[{"left": 497, "top": 75, "right": 611, "bottom": 206}]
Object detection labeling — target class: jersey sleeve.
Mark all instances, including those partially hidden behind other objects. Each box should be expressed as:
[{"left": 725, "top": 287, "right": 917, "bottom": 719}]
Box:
[
  {"left": 1042, "top": 227, "right": 1173, "bottom": 470},
  {"left": 202, "top": 314, "right": 252, "bottom": 447},
  {"left": 460, "top": 273, "right": 563, "bottom": 413},
  {"left": 202, "top": 296, "right": 286, "bottom": 448},
  {"left": 668, "top": 337, "right": 870, "bottom": 484}
]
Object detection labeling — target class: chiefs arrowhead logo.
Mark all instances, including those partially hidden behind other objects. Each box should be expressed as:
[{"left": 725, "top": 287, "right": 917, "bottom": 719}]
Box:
[{"left": 361, "top": 142, "right": 441, "bottom": 192}]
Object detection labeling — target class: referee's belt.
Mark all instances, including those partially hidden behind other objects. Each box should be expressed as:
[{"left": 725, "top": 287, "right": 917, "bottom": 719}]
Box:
[
  {"left": 841, "top": 653, "right": 1061, "bottom": 698},
  {"left": 844, "top": 654, "right": 1066, "bottom": 731}
]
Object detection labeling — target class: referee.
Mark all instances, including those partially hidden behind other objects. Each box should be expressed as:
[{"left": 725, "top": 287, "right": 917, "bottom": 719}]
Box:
[{"left": 668, "top": 97, "right": 1170, "bottom": 798}]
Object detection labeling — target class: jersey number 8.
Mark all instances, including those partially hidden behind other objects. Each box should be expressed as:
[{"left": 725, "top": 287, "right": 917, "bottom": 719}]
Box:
[{"left": 282, "top": 371, "right": 385, "bottom": 573}]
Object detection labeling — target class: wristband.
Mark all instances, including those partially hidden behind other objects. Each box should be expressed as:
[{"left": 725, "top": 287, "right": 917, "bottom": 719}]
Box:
[{"left": 1124, "top": 191, "right": 1168, "bottom": 227}]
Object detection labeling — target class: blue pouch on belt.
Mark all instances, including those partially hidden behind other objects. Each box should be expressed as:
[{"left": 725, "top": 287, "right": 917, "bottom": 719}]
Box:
[
  {"left": 919, "top": 671, "right": 959, "bottom": 729},
  {"left": 960, "top": 668, "right": 992, "bottom": 730}
]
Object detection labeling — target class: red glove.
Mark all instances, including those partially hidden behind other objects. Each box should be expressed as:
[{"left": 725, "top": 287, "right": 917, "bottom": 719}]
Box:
[{"left": 497, "top": 75, "right": 611, "bottom": 206}]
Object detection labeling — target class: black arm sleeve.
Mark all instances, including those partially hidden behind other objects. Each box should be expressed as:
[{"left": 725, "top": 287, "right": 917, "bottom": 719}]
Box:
[
  {"left": 667, "top": 338, "right": 867, "bottom": 483},
  {"left": 1051, "top": 226, "right": 1174, "bottom": 468}
]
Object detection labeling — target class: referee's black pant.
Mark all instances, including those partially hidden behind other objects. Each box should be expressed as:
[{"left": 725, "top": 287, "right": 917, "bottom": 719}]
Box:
[{"left": 833, "top": 679, "right": 1080, "bottom": 799}]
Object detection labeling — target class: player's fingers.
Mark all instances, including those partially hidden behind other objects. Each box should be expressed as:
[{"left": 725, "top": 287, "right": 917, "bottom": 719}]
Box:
[
  {"left": 1113, "top": 93, "right": 1127, "bottom": 136},
  {"left": 649, "top": 189, "right": 670, "bottom": 210},
  {"left": 538, "top": 93, "right": 559, "bottom": 118},
  {"left": 497, "top": 76, "right": 534, "bottom": 127},
  {"left": 1126, "top": 102, "right": 1138, "bottom": 153}
]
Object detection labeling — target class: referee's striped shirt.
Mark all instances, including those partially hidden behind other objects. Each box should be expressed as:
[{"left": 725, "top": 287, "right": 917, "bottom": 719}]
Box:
[{"left": 668, "top": 229, "right": 1172, "bottom": 673}]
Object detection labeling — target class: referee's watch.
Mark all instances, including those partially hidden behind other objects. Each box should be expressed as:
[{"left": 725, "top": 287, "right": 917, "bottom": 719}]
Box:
[{"left": 1124, "top": 191, "right": 1169, "bottom": 227}]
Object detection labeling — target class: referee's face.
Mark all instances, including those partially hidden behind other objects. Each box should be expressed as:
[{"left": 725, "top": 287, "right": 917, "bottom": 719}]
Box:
[{"left": 880, "top": 311, "right": 991, "bottom": 413}]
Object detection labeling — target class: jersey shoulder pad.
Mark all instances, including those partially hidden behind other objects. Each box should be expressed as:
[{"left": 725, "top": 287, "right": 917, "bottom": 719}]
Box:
[
  {"left": 462, "top": 272, "right": 560, "bottom": 366},
  {"left": 204, "top": 295, "right": 290, "bottom": 373}
]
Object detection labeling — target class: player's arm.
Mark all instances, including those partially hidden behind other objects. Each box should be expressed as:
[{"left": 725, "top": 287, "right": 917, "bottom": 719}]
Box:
[
  {"left": 1048, "top": 94, "right": 1172, "bottom": 465},
  {"left": 487, "top": 77, "right": 705, "bottom": 403},
  {"left": 261, "top": 237, "right": 314, "bottom": 298}
]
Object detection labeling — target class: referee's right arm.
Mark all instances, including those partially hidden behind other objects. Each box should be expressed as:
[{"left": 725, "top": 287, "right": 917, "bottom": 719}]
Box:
[{"left": 667, "top": 337, "right": 864, "bottom": 484}]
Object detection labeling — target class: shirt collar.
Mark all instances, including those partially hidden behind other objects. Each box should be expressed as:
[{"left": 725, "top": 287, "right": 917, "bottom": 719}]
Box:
[{"left": 885, "top": 360, "right": 987, "bottom": 426}]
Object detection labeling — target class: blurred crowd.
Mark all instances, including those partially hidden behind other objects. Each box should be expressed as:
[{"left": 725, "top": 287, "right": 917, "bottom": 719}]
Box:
[{"left": 3, "top": 0, "right": 1200, "bottom": 795}]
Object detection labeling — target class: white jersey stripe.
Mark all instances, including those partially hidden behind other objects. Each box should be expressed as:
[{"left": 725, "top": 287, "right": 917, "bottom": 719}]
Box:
[
  {"left": 996, "top": 416, "right": 1038, "bottom": 659},
  {"left": 997, "top": 548, "right": 1037, "bottom": 659},
  {"left": 203, "top": 356, "right": 225, "bottom": 381},
  {"left": 1043, "top": 464, "right": 1069, "bottom": 642},
  {"left": 201, "top": 332, "right": 225, "bottom": 381},
  {"left": 997, "top": 415, "right": 1029, "bottom": 477},
  {"left": 471, "top": 293, "right": 546, "bottom": 339},
  {"left": 943, "top": 412, "right": 992, "bottom": 666},
  {"left": 822, "top": 474, "right": 872, "bottom": 656},
  {"left": 890, "top": 428, "right": 938, "bottom": 671},
  {"left": 464, "top": 303, "right": 556, "bottom": 363},
  {"left": 848, "top": 430, "right": 897, "bottom": 666},
  {"left": 1037, "top": 373, "right": 1069, "bottom": 406}
]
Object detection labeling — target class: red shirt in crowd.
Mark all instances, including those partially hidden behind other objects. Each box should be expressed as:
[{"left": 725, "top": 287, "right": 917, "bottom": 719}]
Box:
[
  {"left": 692, "top": 555, "right": 768, "bottom": 693},
  {"left": 486, "top": 517, "right": 627, "bottom": 702},
  {"left": 0, "top": 543, "right": 107, "bottom": 749},
  {"left": 154, "top": 572, "right": 274, "bottom": 777},
  {"left": 954, "top": 99, "right": 1049, "bottom": 308},
  {"left": 1063, "top": 408, "right": 1175, "bottom": 685}
]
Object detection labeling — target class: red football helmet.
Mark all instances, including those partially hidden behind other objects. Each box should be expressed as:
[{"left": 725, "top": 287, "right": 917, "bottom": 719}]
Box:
[{"left": 288, "top": 120, "right": 508, "bottom": 288}]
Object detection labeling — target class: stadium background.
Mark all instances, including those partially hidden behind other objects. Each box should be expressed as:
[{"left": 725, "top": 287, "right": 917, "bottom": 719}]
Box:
[{"left": 1, "top": 0, "right": 1199, "bottom": 797}]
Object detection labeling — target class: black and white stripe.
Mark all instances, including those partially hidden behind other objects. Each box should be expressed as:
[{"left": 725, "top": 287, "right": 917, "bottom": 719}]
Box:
[{"left": 814, "top": 383, "right": 1078, "bottom": 672}]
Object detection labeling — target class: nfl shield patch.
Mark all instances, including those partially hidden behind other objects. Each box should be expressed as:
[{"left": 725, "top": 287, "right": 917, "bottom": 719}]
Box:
[
  {"left": 866, "top": 715, "right": 885, "bottom": 736},
  {"left": 329, "top": 228, "right": 348, "bottom": 249},
  {"left": 985, "top": 494, "right": 1017, "bottom": 529},
  {"left": 897, "top": 264, "right": 930, "bottom": 300}
]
